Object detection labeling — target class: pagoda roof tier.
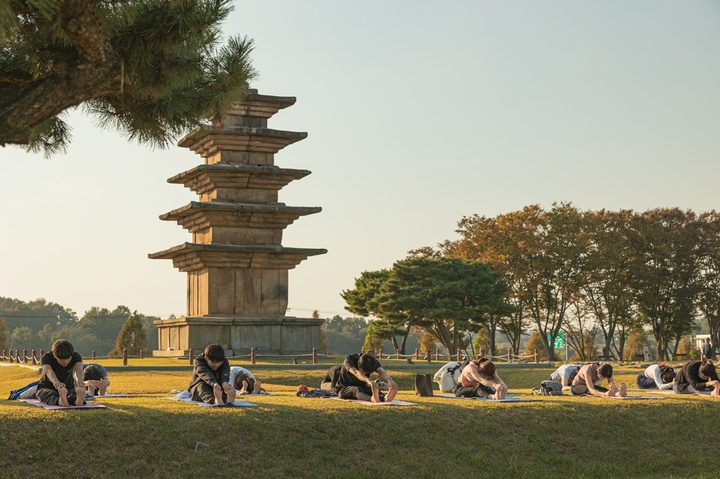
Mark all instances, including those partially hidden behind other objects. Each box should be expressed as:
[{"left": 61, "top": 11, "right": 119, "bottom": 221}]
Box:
[
  {"left": 225, "top": 90, "right": 297, "bottom": 120},
  {"left": 159, "top": 201, "right": 322, "bottom": 232},
  {"left": 167, "top": 164, "right": 310, "bottom": 196},
  {"left": 148, "top": 243, "right": 328, "bottom": 272},
  {"left": 178, "top": 126, "right": 307, "bottom": 157}
]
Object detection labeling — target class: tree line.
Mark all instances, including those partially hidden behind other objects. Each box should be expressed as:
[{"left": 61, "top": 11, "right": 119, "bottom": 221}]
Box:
[
  {"left": 0, "top": 297, "right": 155, "bottom": 357},
  {"left": 343, "top": 204, "right": 720, "bottom": 362}
]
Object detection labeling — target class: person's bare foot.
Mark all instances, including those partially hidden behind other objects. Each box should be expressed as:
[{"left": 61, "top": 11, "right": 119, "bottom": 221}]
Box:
[
  {"left": 618, "top": 382, "right": 627, "bottom": 397},
  {"left": 607, "top": 383, "right": 617, "bottom": 397},
  {"left": 58, "top": 389, "right": 69, "bottom": 407}
]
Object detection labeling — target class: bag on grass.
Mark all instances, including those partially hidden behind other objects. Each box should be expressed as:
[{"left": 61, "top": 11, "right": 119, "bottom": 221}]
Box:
[
  {"left": 532, "top": 380, "right": 563, "bottom": 396},
  {"left": 8, "top": 380, "right": 40, "bottom": 400},
  {"left": 414, "top": 374, "right": 434, "bottom": 397}
]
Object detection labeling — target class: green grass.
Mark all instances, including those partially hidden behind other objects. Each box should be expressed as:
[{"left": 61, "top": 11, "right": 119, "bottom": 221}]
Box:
[{"left": 1, "top": 362, "right": 717, "bottom": 479}]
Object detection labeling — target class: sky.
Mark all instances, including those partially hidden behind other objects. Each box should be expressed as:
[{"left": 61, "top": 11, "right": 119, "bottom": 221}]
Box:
[{"left": 1, "top": 1, "right": 719, "bottom": 321}]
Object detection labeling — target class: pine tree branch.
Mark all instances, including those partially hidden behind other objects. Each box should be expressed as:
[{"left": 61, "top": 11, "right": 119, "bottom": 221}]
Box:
[{"left": 0, "top": 0, "right": 122, "bottom": 146}]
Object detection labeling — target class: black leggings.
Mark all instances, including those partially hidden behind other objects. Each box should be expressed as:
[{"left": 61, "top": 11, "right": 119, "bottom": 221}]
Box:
[{"left": 455, "top": 385, "right": 495, "bottom": 398}]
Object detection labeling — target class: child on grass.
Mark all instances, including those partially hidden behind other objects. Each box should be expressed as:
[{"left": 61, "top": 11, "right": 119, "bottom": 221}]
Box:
[
  {"left": 36, "top": 339, "right": 86, "bottom": 407},
  {"left": 188, "top": 344, "right": 236, "bottom": 405}
]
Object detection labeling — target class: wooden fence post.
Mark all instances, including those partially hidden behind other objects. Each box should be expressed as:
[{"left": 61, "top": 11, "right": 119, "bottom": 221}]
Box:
[
  {"left": 122, "top": 348, "right": 128, "bottom": 366},
  {"left": 251, "top": 347, "right": 256, "bottom": 365},
  {"left": 534, "top": 348, "right": 539, "bottom": 363},
  {"left": 189, "top": 348, "right": 194, "bottom": 365},
  {"left": 312, "top": 348, "right": 318, "bottom": 364}
]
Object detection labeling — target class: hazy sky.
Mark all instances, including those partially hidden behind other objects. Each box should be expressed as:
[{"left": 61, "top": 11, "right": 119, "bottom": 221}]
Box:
[{"left": 1, "top": 1, "right": 719, "bottom": 320}]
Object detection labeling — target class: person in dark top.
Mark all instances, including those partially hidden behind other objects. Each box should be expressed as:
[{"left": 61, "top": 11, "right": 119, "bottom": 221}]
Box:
[
  {"left": 36, "top": 339, "right": 86, "bottom": 407},
  {"left": 188, "top": 343, "right": 236, "bottom": 405},
  {"left": 673, "top": 360, "right": 720, "bottom": 396},
  {"left": 334, "top": 353, "right": 398, "bottom": 402},
  {"left": 701, "top": 338, "right": 716, "bottom": 361}
]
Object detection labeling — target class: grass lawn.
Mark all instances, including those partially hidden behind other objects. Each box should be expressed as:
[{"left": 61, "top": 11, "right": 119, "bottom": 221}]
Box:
[{"left": 1, "top": 361, "right": 716, "bottom": 479}]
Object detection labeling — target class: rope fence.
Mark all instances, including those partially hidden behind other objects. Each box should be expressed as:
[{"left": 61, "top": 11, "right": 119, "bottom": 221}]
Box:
[{"left": 1, "top": 346, "right": 542, "bottom": 367}]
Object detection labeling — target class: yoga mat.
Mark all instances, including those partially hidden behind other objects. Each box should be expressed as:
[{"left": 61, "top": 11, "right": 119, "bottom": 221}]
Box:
[
  {"left": 19, "top": 399, "right": 106, "bottom": 410},
  {"left": 330, "top": 397, "right": 417, "bottom": 406},
  {"left": 166, "top": 393, "right": 257, "bottom": 407},
  {"left": 608, "top": 395, "right": 666, "bottom": 400},
  {"left": 437, "top": 393, "right": 532, "bottom": 402},
  {"left": 475, "top": 396, "right": 534, "bottom": 402}
]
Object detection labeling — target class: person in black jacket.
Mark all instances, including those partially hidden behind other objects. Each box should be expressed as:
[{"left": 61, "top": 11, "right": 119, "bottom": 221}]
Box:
[
  {"left": 188, "top": 343, "right": 236, "bottom": 405},
  {"left": 673, "top": 360, "right": 720, "bottom": 396}
]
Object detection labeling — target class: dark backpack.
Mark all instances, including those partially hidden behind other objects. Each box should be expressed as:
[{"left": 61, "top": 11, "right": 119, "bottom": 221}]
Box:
[{"left": 533, "top": 380, "right": 563, "bottom": 396}]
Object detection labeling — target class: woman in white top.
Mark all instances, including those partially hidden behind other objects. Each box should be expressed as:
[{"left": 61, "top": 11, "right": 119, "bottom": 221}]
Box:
[
  {"left": 229, "top": 366, "right": 265, "bottom": 395},
  {"left": 636, "top": 363, "right": 676, "bottom": 390}
]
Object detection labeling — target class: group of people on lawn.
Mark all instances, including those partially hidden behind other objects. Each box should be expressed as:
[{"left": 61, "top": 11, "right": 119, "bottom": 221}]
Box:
[
  {"left": 17, "top": 338, "right": 720, "bottom": 407},
  {"left": 549, "top": 359, "right": 720, "bottom": 397}
]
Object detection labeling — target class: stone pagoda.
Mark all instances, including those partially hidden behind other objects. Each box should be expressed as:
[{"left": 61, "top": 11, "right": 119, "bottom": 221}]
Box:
[{"left": 149, "top": 89, "right": 327, "bottom": 356}]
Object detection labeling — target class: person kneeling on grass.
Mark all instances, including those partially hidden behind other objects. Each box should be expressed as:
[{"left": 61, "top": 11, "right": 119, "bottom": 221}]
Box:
[
  {"left": 334, "top": 353, "right": 398, "bottom": 403},
  {"left": 36, "top": 339, "right": 86, "bottom": 407},
  {"left": 673, "top": 360, "right": 720, "bottom": 396},
  {"left": 230, "top": 366, "right": 266, "bottom": 395},
  {"left": 636, "top": 363, "right": 676, "bottom": 390},
  {"left": 84, "top": 363, "right": 111, "bottom": 396},
  {"left": 188, "top": 344, "right": 236, "bottom": 405},
  {"left": 571, "top": 363, "right": 626, "bottom": 397},
  {"left": 455, "top": 357, "right": 508, "bottom": 400}
]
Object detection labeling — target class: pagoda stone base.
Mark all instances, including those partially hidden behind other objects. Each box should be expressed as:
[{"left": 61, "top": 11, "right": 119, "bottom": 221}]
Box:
[{"left": 152, "top": 315, "right": 323, "bottom": 357}]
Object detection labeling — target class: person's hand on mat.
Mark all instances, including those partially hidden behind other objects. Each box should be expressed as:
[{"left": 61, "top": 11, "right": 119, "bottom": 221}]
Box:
[{"left": 387, "top": 378, "right": 399, "bottom": 392}]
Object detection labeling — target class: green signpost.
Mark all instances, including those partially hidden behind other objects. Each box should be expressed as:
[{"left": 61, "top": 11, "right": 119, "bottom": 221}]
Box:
[{"left": 548, "top": 332, "right": 565, "bottom": 348}]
